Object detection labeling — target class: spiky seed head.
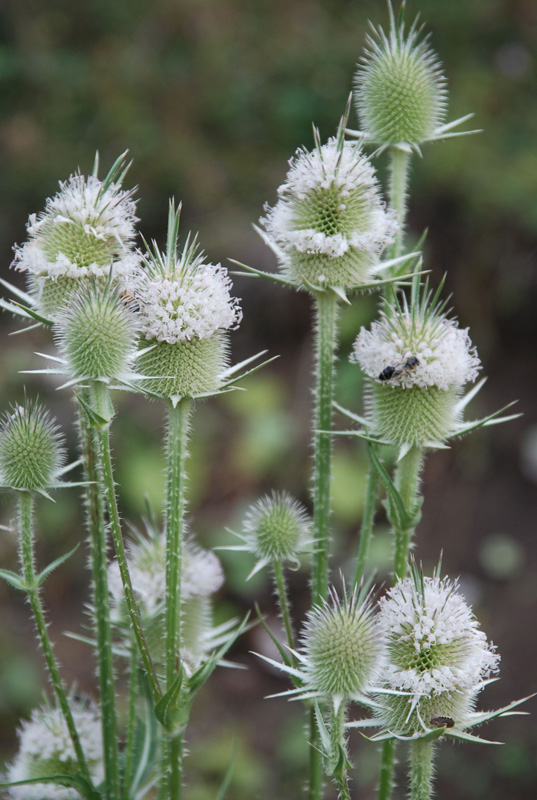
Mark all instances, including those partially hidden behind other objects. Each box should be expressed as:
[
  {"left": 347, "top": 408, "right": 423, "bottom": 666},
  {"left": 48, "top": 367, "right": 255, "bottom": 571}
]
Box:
[
  {"left": 374, "top": 572, "right": 500, "bottom": 735},
  {"left": 354, "top": 10, "right": 447, "bottom": 146},
  {"left": 6, "top": 698, "right": 104, "bottom": 800},
  {"left": 0, "top": 401, "right": 65, "bottom": 492},
  {"left": 260, "top": 135, "right": 396, "bottom": 290},
  {"left": 130, "top": 203, "right": 242, "bottom": 399},
  {"left": 54, "top": 286, "right": 137, "bottom": 381},
  {"left": 108, "top": 526, "right": 224, "bottom": 671},
  {"left": 300, "top": 588, "right": 381, "bottom": 700},
  {"left": 242, "top": 492, "right": 311, "bottom": 565},
  {"left": 12, "top": 160, "right": 139, "bottom": 319},
  {"left": 351, "top": 285, "right": 480, "bottom": 447}
]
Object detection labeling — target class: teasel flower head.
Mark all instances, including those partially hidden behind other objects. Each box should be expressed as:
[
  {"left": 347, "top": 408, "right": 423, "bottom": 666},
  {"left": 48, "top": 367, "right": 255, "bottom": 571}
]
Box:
[
  {"left": 108, "top": 521, "right": 225, "bottom": 673},
  {"left": 128, "top": 201, "right": 242, "bottom": 402},
  {"left": 0, "top": 400, "right": 65, "bottom": 493},
  {"left": 258, "top": 585, "right": 384, "bottom": 711},
  {"left": 6, "top": 697, "right": 103, "bottom": 799},
  {"left": 259, "top": 122, "right": 397, "bottom": 292},
  {"left": 12, "top": 152, "right": 140, "bottom": 319},
  {"left": 223, "top": 492, "right": 313, "bottom": 578},
  {"left": 53, "top": 283, "right": 139, "bottom": 387},
  {"left": 372, "top": 565, "right": 500, "bottom": 738},
  {"left": 350, "top": 279, "right": 488, "bottom": 455},
  {"left": 353, "top": 4, "right": 448, "bottom": 150}
]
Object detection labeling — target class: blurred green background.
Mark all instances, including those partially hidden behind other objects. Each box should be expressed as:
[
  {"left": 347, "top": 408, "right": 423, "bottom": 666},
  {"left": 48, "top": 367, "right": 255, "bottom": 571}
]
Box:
[{"left": 0, "top": 0, "right": 536, "bottom": 797}]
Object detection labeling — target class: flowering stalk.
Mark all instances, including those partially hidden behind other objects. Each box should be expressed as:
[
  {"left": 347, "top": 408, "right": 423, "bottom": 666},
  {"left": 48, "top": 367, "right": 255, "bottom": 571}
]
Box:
[
  {"left": 76, "top": 399, "right": 120, "bottom": 800},
  {"left": 386, "top": 147, "right": 411, "bottom": 262},
  {"left": 122, "top": 639, "right": 139, "bottom": 797},
  {"left": 352, "top": 465, "right": 378, "bottom": 587},
  {"left": 17, "top": 491, "right": 92, "bottom": 785},
  {"left": 312, "top": 290, "right": 339, "bottom": 604},
  {"left": 392, "top": 445, "right": 424, "bottom": 579},
  {"left": 164, "top": 397, "right": 191, "bottom": 800},
  {"left": 329, "top": 704, "right": 351, "bottom": 800},
  {"left": 272, "top": 560, "right": 295, "bottom": 653},
  {"left": 410, "top": 740, "right": 434, "bottom": 800}
]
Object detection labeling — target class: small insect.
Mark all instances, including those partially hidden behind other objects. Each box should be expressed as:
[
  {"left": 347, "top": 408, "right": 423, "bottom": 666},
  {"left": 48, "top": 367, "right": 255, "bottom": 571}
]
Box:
[
  {"left": 378, "top": 356, "right": 420, "bottom": 382},
  {"left": 119, "top": 290, "right": 140, "bottom": 313},
  {"left": 429, "top": 716, "right": 455, "bottom": 729}
]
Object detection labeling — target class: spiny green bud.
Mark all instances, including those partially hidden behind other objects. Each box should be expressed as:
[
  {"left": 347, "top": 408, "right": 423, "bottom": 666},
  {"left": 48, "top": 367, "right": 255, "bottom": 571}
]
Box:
[
  {"left": 11, "top": 156, "right": 140, "bottom": 319},
  {"left": 242, "top": 492, "right": 312, "bottom": 567},
  {"left": 300, "top": 588, "right": 381, "bottom": 701},
  {"left": 260, "top": 132, "right": 396, "bottom": 291},
  {"left": 7, "top": 698, "right": 104, "bottom": 799},
  {"left": 374, "top": 571, "right": 499, "bottom": 736},
  {"left": 354, "top": 8, "right": 447, "bottom": 147},
  {"left": 0, "top": 401, "right": 65, "bottom": 492},
  {"left": 351, "top": 284, "right": 480, "bottom": 450},
  {"left": 55, "top": 286, "right": 137, "bottom": 382}
]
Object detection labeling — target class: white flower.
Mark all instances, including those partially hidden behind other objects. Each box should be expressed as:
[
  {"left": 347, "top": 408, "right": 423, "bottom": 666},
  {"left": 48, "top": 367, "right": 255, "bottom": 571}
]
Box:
[
  {"left": 108, "top": 531, "right": 224, "bottom": 620},
  {"left": 373, "top": 572, "right": 499, "bottom": 735},
  {"left": 352, "top": 309, "right": 480, "bottom": 391},
  {"left": 132, "top": 263, "right": 242, "bottom": 344},
  {"left": 260, "top": 134, "right": 396, "bottom": 289},
  {"left": 12, "top": 173, "right": 139, "bottom": 281},
  {"left": 7, "top": 700, "right": 103, "bottom": 800}
]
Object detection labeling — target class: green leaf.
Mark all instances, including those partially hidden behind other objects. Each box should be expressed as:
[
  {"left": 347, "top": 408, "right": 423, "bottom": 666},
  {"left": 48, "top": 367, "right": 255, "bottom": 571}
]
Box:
[
  {"left": 215, "top": 742, "right": 237, "bottom": 800},
  {"left": 220, "top": 355, "right": 280, "bottom": 390},
  {"left": 0, "top": 773, "right": 101, "bottom": 800},
  {"left": 188, "top": 613, "right": 250, "bottom": 697},
  {"left": 154, "top": 667, "right": 187, "bottom": 732},
  {"left": 129, "top": 673, "right": 161, "bottom": 798},
  {"left": 75, "top": 392, "right": 111, "bottom": 426},
  {"left": 254, "top": 603, "right": 298, "bottom": 677},
  {"left": 36, "top": 545, "right": 80, "bottom": 586},
  {"left": 366, "top": 442, "right": 412, "bottom": 530},
  {"left": 0, "top": 568, "right": 27, "bottom": 591}
]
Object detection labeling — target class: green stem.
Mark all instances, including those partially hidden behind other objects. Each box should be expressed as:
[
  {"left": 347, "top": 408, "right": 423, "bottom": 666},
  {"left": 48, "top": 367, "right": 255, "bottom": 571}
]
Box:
[
  {"left": 312, "top": 291, "right": 339, "bottom": 604},
  {"left": 17, "top": 491, "right": 92, "bottom": 784},
  {"left": 308, "top": 707, "right": 324, "bottom": 800},
  {"left": 330, "top": 704, "right": 351, "bottom": 800},
  {"left": 353, "top": 467, "right": 378, "bottom": 588},
  {"left": 410, "top": 740, "right": 434, "bottom": 800},
  {"left": 393, "top": 446, "right": 424, "bottom": 580},
  {"left": 122, "top": 639, "right": 139, "bottom": 799},
  {"left": 377, "top": 738, "right": 397, "bottom": 800},
  {"left": 77, "top": 392, "right": 120, "bottom": 800},
  {"left": 164, "top": 398, "right": 191, "bottom": 800},
  {"left": 387, "top": 147, "right": 412, "bottom": 261},
  {"left": 272, "top": 561, "right": 295, "bottom": 655},
  {"left": 88, "top": 383, "right": 162, "bottom": 706}
]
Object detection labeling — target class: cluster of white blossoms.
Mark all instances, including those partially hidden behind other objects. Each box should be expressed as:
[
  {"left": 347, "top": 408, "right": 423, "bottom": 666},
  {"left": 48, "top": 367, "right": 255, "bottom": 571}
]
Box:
[
  {"left": 352, "top": 310, "right": 481, "bottom": 391},
  {"left": 134, "top": 262, "right": 242, "bottom": 344},
  {"left": 108, "top": 531, "right": 224, "bottom": 620},
  {"left": 260, "top": 137, "right": 396, "bottom": 289},
  {"left": 7, "top": 701, "right": 103, "bottom": 800},
  {"left": 13, "top": 174, "right": 139, "bottom": 282},
  {"left": 374, "top": 575, "right": 499, "bottom": 734}
]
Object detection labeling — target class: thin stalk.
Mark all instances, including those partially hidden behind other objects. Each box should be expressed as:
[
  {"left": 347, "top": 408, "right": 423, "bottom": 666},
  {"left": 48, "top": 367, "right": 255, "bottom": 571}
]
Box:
[
  {"left": 311, "top": 290, "right": 339, "bottom": 604},
  {"left": 272, "top": 560, "right": 296, "bottom": 656},
  {"left": 377, "top": 738, "right": 396, "bottom": 800},
  {"left": 410, "top": 740, "right": 434, "bottom": 800},
  {"left": 77, "top": 391, "right": 120, "bottom": 800},
  {"left": 393, "top": 446, "right": 424, "bottom": 580},
  {"left": 88, "top": 383, "right": 162, "bottom": 704},
  {"left": 385, "top": 146, "right": 412, "bottom": 306},
  {"left": 353, "top": 467, "right": 378, "bottom": 588},
  {"left": 164, "top": 398, "right": 191, "bottom": 800},
  {"left": 330, "top": 704, "right": 351, "bottom": 800},
  {"left": 17, "top": 491, "right": 92, "bottom": 784},
  {"left": 122, "top": 639, "right": 139, "bottom": 799},
  {"left": 308, "top": 708, "right": 324, "bottom": 800}
]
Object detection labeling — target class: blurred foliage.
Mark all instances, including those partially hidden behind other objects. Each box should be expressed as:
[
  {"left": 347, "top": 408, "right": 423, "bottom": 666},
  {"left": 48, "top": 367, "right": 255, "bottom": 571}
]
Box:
[{"left": 0, "top": 0, "right": 536, "bottom": 798}]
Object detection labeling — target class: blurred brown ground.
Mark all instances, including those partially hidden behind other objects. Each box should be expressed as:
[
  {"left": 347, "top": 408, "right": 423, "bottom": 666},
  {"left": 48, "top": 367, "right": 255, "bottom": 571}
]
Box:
[{"left": 0, "top": 1, "right": 536, "bottom": 798}]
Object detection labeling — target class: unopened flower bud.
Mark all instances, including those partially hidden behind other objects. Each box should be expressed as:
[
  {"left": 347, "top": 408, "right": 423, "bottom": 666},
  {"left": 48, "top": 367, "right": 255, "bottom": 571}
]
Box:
[{"left": 0, "top": 401, "right": 65, "bottom": 492}]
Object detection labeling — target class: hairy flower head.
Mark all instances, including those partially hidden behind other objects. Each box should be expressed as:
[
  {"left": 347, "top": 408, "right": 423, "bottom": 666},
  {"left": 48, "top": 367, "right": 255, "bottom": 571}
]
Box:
[
  {"left": 374, "top": 569, "right": 499, "bottom": 735},
  {"left": 260, "top": 130, "right": 396, "bottom": 290},
  {"left": 351, "top": 282, "right": 481, "bottom": 449},
  {"left": 12, "top": 154, "right": 139, "bottom": 318},
  {"left": 131, "top": 203, "right": 242, "bottom": 400},
  {"left": 6, "top": 698, "right": 103, "bottom": 800},
  {"left": 0, "top": 400, "right": 65, "bottom": 492},
  {"left": 354, "top": 7, "right": 447, "bottom": 147}
]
